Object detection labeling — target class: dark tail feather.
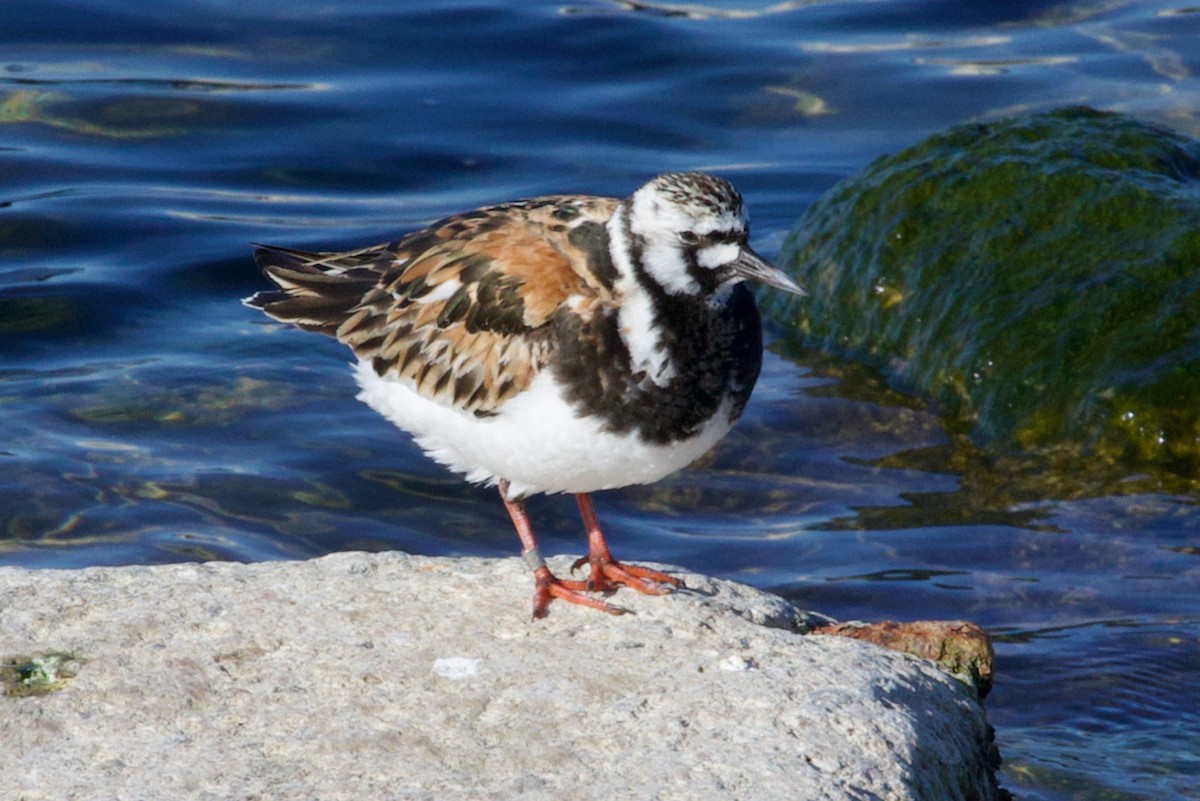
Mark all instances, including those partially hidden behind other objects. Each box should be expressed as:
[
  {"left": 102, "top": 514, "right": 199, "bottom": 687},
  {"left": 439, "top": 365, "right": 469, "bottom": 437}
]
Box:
[{"left": 244, "top": 243, "right": 383, "bottom": 337}]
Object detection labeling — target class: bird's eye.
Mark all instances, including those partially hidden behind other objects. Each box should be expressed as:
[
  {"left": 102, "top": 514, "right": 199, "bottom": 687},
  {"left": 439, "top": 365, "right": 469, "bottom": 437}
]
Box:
[{"left": 679, "top": 231, "right": 700, "bottom": 246}]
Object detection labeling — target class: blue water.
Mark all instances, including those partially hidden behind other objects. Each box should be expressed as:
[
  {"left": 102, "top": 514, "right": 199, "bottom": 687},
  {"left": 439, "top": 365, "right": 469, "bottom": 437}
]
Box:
[{"left": 3, "top": 1, "right": 1199, "bottom": 798}]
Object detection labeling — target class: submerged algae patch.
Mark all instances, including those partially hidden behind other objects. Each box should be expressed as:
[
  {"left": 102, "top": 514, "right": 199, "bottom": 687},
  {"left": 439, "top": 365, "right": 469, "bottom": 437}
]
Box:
[{"left": 768, "top": 107, "right": 1200, "bottom": 475}]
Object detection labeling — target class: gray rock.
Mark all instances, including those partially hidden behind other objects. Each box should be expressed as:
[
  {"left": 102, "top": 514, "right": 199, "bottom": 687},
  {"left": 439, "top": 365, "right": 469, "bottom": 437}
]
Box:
[{"left": 0, "top": 552, "right": 1000, "bottom": 800}]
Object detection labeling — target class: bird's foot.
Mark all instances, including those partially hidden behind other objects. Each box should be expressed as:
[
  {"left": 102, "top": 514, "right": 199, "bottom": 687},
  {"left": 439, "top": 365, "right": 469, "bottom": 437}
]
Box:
[
  {"left": 570, "top": 553, "right": 684, "bottom": 595},
  {"left": 531, "top": 566, "right": 625, "bottom": 619}
]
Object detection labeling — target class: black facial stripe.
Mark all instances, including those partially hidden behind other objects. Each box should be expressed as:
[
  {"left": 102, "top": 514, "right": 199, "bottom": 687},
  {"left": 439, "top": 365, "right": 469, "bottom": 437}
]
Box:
[
  {"left": 683, "top": 242, "right": 721, "bottom": 294},
  {"left": 696, "top": 226, "right": 748, "bottom": 248},
  {"left": 715, "top": 227, "right": 744, "bottom": 247}
]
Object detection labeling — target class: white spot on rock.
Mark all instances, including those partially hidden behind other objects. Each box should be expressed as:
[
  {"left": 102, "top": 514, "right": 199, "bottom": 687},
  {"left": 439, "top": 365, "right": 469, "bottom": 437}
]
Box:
[
  {"left": 432, "top": 657, "right": 481, "bottom": 680},
  {"left": 718, "top": 654, "right": 755, "bottom": 672}
]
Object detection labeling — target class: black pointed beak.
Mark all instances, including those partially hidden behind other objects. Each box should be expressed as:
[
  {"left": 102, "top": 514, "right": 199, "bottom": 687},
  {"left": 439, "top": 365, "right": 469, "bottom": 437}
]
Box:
[{"left": 733, "top": 247, "right": 806, "bottom": 296}]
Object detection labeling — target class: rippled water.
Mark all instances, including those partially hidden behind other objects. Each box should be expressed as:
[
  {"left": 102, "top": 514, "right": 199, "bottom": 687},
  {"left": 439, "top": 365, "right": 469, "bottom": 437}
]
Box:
[{"left": 3, "top": 1, "right": 1198, "bottom": 798}]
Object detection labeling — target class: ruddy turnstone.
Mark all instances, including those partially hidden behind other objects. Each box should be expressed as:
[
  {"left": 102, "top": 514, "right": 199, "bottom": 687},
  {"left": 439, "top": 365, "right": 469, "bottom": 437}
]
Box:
[{"left": 245, "top": 172, "right": 804, "bottom": 618}]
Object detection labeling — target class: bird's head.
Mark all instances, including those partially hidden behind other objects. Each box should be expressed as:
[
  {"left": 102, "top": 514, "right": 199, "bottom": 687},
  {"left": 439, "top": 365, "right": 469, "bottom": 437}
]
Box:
[{"left": 622, "top": 172, "right": 805, "bottom": 299}]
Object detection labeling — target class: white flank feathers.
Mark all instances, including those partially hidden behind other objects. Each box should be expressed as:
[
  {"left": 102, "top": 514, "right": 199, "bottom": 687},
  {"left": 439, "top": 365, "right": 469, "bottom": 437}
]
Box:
[{"left": 354, "top": 360, "right": 735, "bottom": 499}]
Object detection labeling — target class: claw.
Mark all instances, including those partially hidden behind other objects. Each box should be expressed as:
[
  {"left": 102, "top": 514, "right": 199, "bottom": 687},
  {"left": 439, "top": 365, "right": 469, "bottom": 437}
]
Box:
[
  {"left": 532, "top": 567, "right": 627, "bottom": 619},
  {"left": 577, "top": 554, "right": 682, "bottom": 595}
]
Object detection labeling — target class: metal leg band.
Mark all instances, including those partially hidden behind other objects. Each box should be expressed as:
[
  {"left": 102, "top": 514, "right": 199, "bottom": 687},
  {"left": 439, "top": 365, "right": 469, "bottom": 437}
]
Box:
[{"left": 521, "top": 546, "right": 546, "bottom": 573}]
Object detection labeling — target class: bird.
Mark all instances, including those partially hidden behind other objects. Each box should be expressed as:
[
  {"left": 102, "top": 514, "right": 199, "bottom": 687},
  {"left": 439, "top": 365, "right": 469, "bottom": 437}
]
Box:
[{"left": 245, "top": 171, "right": 805, "bottom": 618}]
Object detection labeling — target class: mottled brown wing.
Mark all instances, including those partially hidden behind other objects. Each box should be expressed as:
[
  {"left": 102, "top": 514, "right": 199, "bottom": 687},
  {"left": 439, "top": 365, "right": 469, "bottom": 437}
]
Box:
[{"left": 248, "top": 195, "right": 619, "bottom": 416}]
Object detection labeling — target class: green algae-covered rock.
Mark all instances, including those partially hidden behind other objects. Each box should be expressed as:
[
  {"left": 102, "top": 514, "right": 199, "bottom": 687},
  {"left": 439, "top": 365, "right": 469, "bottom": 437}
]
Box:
[{"left": 768, "top": 107, "right": 1200, "bottom": 475}]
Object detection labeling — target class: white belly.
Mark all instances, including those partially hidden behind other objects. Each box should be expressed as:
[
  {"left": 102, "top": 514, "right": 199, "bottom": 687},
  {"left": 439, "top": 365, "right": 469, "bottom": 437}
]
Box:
[{"left": 353, "top": 360, "right": 736, "bottom": 498}]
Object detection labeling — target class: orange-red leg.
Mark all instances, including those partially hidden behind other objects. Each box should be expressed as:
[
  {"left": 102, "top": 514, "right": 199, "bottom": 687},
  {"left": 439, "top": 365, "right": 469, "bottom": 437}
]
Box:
[
  {"left": 571, "top": 492, "right": 683, "bottom": 594},
  {"left": 498, "top": 481, "right": 624, "bottom": 618}
]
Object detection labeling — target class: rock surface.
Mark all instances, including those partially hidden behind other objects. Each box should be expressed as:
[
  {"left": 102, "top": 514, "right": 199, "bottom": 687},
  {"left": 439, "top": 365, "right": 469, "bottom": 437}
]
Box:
[{"left": 1, "top": 552, "right": 1000, "bottom": 801}]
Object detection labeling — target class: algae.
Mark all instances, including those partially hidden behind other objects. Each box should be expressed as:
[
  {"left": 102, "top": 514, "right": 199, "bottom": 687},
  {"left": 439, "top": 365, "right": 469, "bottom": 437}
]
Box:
[
  {"left": 768, "top": 107, "right": 1200, "bottom": 476},
  {"left": 2, "top": 652, "right": 83, "bottom": 697}
]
